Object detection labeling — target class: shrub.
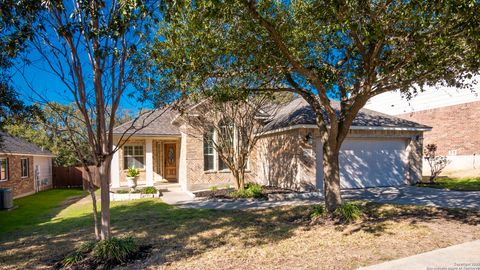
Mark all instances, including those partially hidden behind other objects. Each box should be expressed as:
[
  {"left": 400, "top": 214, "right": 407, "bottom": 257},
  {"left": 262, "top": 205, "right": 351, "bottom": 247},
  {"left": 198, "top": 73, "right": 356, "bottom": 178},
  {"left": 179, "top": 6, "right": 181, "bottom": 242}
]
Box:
[
  {"left": 333, "top": 202, "right": 363, "bottom": 223},
  {"left": 115, "top": 189, "right": 129, "bottom": 194},
  {"left": 63, "top": 241, "right": 94, "bottom": 267},
  {"left": 141, "top": 186, "right": 157, "bottom": 194},
  {"left": 92, "top": 236, "right": 138, "bottom": 265},
  {"left": 210, "top": 185, "right": 218, "bottom": 192},
  {"left": 424, "top": 144, "right": 450, "bottom": 183},
  {"left": 310, "top": 205, "right": 326, "bottom": 219},
  {"left": 126, "top": 166, "right": 140, "bottom": 178},
  {"left": 229, "top": 183, "right": 263, "bottom": 198}
]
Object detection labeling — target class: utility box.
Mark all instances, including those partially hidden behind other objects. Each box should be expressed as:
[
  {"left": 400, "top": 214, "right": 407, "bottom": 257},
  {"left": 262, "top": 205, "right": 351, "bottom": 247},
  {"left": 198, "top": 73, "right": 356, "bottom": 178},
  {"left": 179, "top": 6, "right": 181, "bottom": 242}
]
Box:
[{"left": 0, "top": 188, "right": 13, "bottom": 209}]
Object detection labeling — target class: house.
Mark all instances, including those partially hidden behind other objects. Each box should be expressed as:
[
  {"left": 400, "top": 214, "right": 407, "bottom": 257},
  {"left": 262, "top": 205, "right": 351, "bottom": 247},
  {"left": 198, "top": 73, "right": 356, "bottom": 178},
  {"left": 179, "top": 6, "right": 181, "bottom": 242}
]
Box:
[
  {"left": 110, "top": 97, "right": 430, "bottom": 192},
  {"left": 365, "top": 82, "right": 480, "bottom": 177},
  {"left": 0, "top": 132, "right": 55, "bottom": 198}
]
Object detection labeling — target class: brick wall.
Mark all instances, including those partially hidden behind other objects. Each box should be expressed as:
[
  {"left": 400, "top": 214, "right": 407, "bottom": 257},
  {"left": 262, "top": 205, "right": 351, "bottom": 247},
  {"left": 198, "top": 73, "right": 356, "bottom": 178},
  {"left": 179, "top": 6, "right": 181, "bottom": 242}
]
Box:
[
  {"left": 0, "top": 155, "right": 35, "bottom": 198},
  {"left": 397, "top": 101, "right": 480, "bottom": 156}
]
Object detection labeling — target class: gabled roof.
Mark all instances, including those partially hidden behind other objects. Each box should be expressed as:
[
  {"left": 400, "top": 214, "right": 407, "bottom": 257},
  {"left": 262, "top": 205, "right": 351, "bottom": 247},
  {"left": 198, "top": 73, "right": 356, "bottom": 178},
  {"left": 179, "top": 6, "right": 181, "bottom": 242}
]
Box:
[
  {"left": 112, "top": 107, "right": 181, "bottom": 136},
  {"left": 261, "top": 98, "right": 432, "bottom": 132},
  {"left": 112, "top": 98, "right": 430, "bottom": 137},
  {"left": 0, "top": 132, "right": 55, "bottom": 157}
]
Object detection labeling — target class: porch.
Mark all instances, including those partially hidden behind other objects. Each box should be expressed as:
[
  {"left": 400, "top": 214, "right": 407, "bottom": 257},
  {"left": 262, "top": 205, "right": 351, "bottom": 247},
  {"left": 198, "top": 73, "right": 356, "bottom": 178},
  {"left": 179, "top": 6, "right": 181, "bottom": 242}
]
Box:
[{"left": 110, "top": 136, "right": 181, "bottom": 188}]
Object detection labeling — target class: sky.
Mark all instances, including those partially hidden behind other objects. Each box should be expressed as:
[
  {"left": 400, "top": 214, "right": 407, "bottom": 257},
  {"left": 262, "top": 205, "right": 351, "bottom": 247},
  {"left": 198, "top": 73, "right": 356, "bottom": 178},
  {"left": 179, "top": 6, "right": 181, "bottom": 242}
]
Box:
[{"left": 12, "top": 49, "right": 149, "bottom": 115}]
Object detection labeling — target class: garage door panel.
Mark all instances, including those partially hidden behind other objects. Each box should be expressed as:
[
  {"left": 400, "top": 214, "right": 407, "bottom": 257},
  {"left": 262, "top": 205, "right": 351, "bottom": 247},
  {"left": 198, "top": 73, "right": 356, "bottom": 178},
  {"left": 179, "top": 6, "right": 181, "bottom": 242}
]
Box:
[{"left": 315, "top": 138, "right": 408, "bottom": 189}]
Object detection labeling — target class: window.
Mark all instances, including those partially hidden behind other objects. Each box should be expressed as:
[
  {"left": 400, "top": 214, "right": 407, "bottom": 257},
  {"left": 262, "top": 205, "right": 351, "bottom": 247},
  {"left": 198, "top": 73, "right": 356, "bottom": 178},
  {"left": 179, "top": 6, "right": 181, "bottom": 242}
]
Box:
[
  {"left": 21, "top": 158, "right": 29, "bottom": 178},
  {"left": 218, "top": 122, "right": 233, "bottom": 171},
  {"left": 123, "top": 145, "right": 144, "bottom": 169},
  {"left": 0, "top": 158, "right": 7, "bottom": 181},
  {"left": 203, "top": 129, "right": 214, "bottom": 171}
]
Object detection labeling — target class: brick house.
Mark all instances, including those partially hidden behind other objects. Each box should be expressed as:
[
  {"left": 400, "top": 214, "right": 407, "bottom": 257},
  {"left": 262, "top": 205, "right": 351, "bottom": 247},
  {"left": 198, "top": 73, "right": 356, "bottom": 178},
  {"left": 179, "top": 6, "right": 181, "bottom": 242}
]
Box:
[
  {"left": 110, "top": 97, "right": 429, "bottom": 192},
  {"left": 365, "top": 83, "right": 480, "bottom": 177},
  {"left": 0, "top": 132, "right": 55, "bottom": 198}
]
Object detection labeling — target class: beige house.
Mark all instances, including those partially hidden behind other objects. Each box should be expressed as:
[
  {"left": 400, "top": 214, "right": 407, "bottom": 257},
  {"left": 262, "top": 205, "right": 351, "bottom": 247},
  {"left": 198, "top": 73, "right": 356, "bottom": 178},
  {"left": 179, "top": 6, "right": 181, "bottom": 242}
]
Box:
[{"left": 110, "top": 98, "right": 430, "bottom": 192}]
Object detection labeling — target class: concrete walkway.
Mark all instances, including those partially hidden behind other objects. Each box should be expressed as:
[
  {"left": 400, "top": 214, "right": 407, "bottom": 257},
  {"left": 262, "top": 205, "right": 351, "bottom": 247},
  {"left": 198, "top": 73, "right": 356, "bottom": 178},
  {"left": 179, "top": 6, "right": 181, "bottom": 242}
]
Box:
[
  {"left": 343, "top": 186, "right": 480, "bottom": 210},
  {"left": 161, "top": 186, "right": 480, "bottom": 210},
  {"left": 358, "top": 240, "right": 480, "bottom": 270},
  {"left": 161, "top": 187, "right": 320, "bottom": 210}
]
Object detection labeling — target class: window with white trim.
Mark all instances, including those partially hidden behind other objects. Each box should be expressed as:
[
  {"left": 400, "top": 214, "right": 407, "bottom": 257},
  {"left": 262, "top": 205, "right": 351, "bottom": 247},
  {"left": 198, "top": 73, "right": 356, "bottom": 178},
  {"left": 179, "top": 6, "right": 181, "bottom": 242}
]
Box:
[
  {"left": 0, "top": 158, "right": 8, "bottom": 181},
  {"left": 123, "top": 145, "right": 144, "bottom": 169},
  {"left": 203, "top": 129, "right": 215, "bottom": 171},
  {"left": 21, "top": 158, "right": 29, "bottom": 178}
]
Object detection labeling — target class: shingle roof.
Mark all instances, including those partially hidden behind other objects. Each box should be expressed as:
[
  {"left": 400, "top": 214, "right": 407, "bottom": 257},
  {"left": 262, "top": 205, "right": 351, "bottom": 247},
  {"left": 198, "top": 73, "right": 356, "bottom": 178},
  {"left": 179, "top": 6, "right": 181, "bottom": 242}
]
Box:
[
  {"left": 113, "top": 98, "right": 430, "bottom": 137},
  {"left": 112, "top": 107, "right": 181, "bottom": 136},
  {"left": 262, "top": 97, "right": 431, "bottom": 132},
  {"left": 0, "top": 132, "right": 55, "bottom": 156}
]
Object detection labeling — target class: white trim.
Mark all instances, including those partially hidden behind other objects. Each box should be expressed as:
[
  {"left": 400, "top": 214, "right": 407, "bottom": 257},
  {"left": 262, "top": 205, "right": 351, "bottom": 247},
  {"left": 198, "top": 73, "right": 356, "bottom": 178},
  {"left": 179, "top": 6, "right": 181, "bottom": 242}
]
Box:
[
  {"left": 257, "top": 124, "right": 431, "bottom": 136},
  {"left": 123, "top": 144, "right": 146, "bottom": 169},
  {"left": 113, "top": 134, "right": 181, "bottom": 138},
  {"left": 20, "top": 158, "right": 29, "bottom": 178}
]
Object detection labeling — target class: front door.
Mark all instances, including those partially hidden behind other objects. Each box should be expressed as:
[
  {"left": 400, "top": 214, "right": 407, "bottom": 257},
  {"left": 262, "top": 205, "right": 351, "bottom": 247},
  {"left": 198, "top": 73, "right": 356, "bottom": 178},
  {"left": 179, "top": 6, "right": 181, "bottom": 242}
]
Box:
[{"left": 164, "top": 143, "right": 177, "bottom": 180}]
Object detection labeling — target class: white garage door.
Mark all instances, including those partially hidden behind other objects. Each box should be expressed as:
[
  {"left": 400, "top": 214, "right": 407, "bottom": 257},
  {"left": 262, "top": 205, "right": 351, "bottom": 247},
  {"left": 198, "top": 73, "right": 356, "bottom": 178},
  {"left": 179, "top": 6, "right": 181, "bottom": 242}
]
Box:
[{"left": 316, "top": 138, "right": 408, "bottom": 189}]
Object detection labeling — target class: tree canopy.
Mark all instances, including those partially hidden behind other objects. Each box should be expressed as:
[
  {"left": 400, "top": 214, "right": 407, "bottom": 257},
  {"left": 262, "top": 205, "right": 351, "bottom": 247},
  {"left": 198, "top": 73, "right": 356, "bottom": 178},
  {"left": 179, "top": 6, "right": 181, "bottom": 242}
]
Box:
[{"left": 155, "top": 0, "right": 479, "bottom": 211}]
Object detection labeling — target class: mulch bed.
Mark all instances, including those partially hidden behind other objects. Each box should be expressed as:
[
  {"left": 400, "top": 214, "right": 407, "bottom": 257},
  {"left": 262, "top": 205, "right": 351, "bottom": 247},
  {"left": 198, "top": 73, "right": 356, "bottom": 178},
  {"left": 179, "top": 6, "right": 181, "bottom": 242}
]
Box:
[{"left": 194, "top": 185, "right": 302, "bottom": 200}]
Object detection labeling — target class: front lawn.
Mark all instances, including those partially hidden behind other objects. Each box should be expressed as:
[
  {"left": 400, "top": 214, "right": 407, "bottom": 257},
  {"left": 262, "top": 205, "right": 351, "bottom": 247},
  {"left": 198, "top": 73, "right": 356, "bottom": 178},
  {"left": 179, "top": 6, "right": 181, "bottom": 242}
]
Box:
[
  {"left": 0, "top": 189, "right": 479, "bottom": 270},
  {"left": 418, "top": 177, "right": 480, "bottom": 191},
  {"left": 0, "top": 188, "right": 86, "bottom": 235}
]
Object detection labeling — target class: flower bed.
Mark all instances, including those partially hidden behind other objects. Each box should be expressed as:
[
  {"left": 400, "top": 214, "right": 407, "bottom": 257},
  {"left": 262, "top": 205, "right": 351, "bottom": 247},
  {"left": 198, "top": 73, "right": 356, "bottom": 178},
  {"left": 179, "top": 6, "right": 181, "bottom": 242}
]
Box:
[{"left": 194, "top": 185, "right": 305, "bottom": 201}]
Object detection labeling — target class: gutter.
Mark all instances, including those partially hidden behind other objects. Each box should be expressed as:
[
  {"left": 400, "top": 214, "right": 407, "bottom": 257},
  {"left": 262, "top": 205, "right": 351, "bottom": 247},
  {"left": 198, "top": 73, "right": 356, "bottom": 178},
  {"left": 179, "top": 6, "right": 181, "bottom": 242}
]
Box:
[{"left": 256, "top": 124, "right": 432, "bottom": 136}]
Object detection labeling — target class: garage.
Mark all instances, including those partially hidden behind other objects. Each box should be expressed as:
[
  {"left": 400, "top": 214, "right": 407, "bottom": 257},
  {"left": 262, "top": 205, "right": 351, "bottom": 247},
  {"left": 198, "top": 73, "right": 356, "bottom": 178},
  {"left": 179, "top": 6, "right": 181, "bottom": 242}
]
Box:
[{"left": 316, "top": 137, "right": 409, "bottom": 189}]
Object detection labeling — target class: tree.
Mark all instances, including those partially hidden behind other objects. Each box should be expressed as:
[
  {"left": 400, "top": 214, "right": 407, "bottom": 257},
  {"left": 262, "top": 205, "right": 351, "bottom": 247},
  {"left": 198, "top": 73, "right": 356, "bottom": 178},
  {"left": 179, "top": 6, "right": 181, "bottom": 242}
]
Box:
[
  {"left": 0, "top": 0, "right": 43, "bottom": 132},
  {"left": 19, "top": 0, "right": 169, "bottom": 240},
  {"left": 424, "top": 144, "right": 450, "bottom": 183},
  {"left": 179, "top": 92, "right": 277, "bottom": 190},
  {"left": 156, "top": 0, "right": 479, "bottom": 212},
  {"left": 5, "top": 103, "right": 92, "bottom": 167}
]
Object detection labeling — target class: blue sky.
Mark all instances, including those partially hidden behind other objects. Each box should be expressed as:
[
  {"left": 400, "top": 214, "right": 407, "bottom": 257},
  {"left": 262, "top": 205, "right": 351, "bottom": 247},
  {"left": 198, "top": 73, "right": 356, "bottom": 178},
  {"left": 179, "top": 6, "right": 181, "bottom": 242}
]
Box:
[{"left": 11, "top": 45, "right": 151, "bottom": 115}]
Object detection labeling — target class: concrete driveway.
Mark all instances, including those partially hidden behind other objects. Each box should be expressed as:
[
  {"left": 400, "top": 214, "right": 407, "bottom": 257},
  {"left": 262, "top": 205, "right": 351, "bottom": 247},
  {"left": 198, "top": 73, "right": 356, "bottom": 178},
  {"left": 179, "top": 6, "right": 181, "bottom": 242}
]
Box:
[{"left": 343, "top": 186, "right": 480, "bottom": 210}]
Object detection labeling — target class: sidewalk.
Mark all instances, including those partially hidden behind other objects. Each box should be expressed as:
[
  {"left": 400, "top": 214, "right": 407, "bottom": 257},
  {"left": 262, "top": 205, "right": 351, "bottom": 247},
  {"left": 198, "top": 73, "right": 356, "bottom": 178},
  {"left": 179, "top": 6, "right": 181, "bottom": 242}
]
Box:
[{"left": 358, "top": 240, "right": 480, "bottom": 270}]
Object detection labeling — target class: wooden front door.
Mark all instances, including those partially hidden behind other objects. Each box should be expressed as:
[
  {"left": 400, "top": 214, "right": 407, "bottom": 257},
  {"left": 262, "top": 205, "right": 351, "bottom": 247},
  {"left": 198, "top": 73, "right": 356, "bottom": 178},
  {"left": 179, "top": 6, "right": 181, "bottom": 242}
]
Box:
[{"left": 164, "top": 143, "right": 177, "bottom": 180}]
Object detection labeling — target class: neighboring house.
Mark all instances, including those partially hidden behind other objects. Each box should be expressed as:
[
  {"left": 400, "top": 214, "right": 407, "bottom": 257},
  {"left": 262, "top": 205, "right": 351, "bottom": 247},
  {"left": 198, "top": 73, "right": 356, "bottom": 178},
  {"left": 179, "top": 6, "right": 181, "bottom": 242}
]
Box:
[
  {"left": 0, "top": 132, "right": 55, "bottom": 198},
  {"left": 365, "top": 83, "right": 480, "bottom": 177},
  {"left": 111, "top": 97, "right": 430, "bottom": 192}
]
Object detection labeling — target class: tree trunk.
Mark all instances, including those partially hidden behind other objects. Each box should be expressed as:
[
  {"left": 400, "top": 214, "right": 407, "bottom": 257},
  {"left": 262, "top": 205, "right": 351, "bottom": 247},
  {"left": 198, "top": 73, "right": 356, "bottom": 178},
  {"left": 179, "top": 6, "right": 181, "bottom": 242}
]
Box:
[
  {"left": 322, "top": 145, "right": 342, "bottom": 213},
  {"left": 98, "top": 157, "right": 112, "bottom": 240},
  {"left": 85, "top": 169, "right": 100, "bottom": 240}
]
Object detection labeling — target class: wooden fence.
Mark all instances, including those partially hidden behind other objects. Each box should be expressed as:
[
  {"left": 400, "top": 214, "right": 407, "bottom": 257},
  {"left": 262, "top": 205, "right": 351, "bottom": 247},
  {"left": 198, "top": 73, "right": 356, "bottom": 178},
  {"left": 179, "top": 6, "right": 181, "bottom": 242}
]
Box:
[{"left": 52, "top": 166, "right": 100, "bottom": 189}]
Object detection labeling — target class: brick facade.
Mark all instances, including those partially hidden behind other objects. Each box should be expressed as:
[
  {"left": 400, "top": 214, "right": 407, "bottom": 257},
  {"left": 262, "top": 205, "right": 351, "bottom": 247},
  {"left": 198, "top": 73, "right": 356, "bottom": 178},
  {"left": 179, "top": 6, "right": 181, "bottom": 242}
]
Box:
[
  {"left": 183, "top": 126, "right": 258, "bottom": 191},
  {"left": 0, "top": 155, "right": 35, "bottom": 198},
  {"left": 398, "top": 101, "right": 480, "bottom": 156}
]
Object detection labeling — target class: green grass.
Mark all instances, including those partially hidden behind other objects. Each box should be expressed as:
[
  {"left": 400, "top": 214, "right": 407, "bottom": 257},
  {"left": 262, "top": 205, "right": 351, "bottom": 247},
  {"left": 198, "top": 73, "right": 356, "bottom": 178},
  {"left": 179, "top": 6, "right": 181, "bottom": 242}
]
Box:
[
  {"left": 0, "top": 188, "right": 86, "bottom": 235},
  {"left": 418, "top": 177, "right": 480, "bottom": 191}
]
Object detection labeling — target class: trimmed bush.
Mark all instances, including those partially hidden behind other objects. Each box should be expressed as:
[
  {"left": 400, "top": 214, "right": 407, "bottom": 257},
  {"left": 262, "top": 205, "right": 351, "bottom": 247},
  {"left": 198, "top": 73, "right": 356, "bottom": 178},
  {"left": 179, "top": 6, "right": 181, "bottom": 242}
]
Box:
[
  {"left": 310, "top": 205, "right": 326, "bottom": 219},
  {"left": 92, "top": 236, "right": 138, "bottom": 265},
  {"left": 229, "top": 183, "right": 263, "bottom": 198},
  {"left": 141, "top": 187, "right": 157, "bottom": 194},
  {"left": 334, "top": 202, "right": 363, "bottom": 223}
]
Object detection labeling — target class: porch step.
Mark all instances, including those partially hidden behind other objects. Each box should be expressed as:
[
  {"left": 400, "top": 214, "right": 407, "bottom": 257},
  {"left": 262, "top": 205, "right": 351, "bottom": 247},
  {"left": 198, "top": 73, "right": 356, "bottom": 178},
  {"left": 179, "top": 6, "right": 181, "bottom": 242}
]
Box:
[{"left": 154, "top": 182, "right": 181, "bottom": 191}]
